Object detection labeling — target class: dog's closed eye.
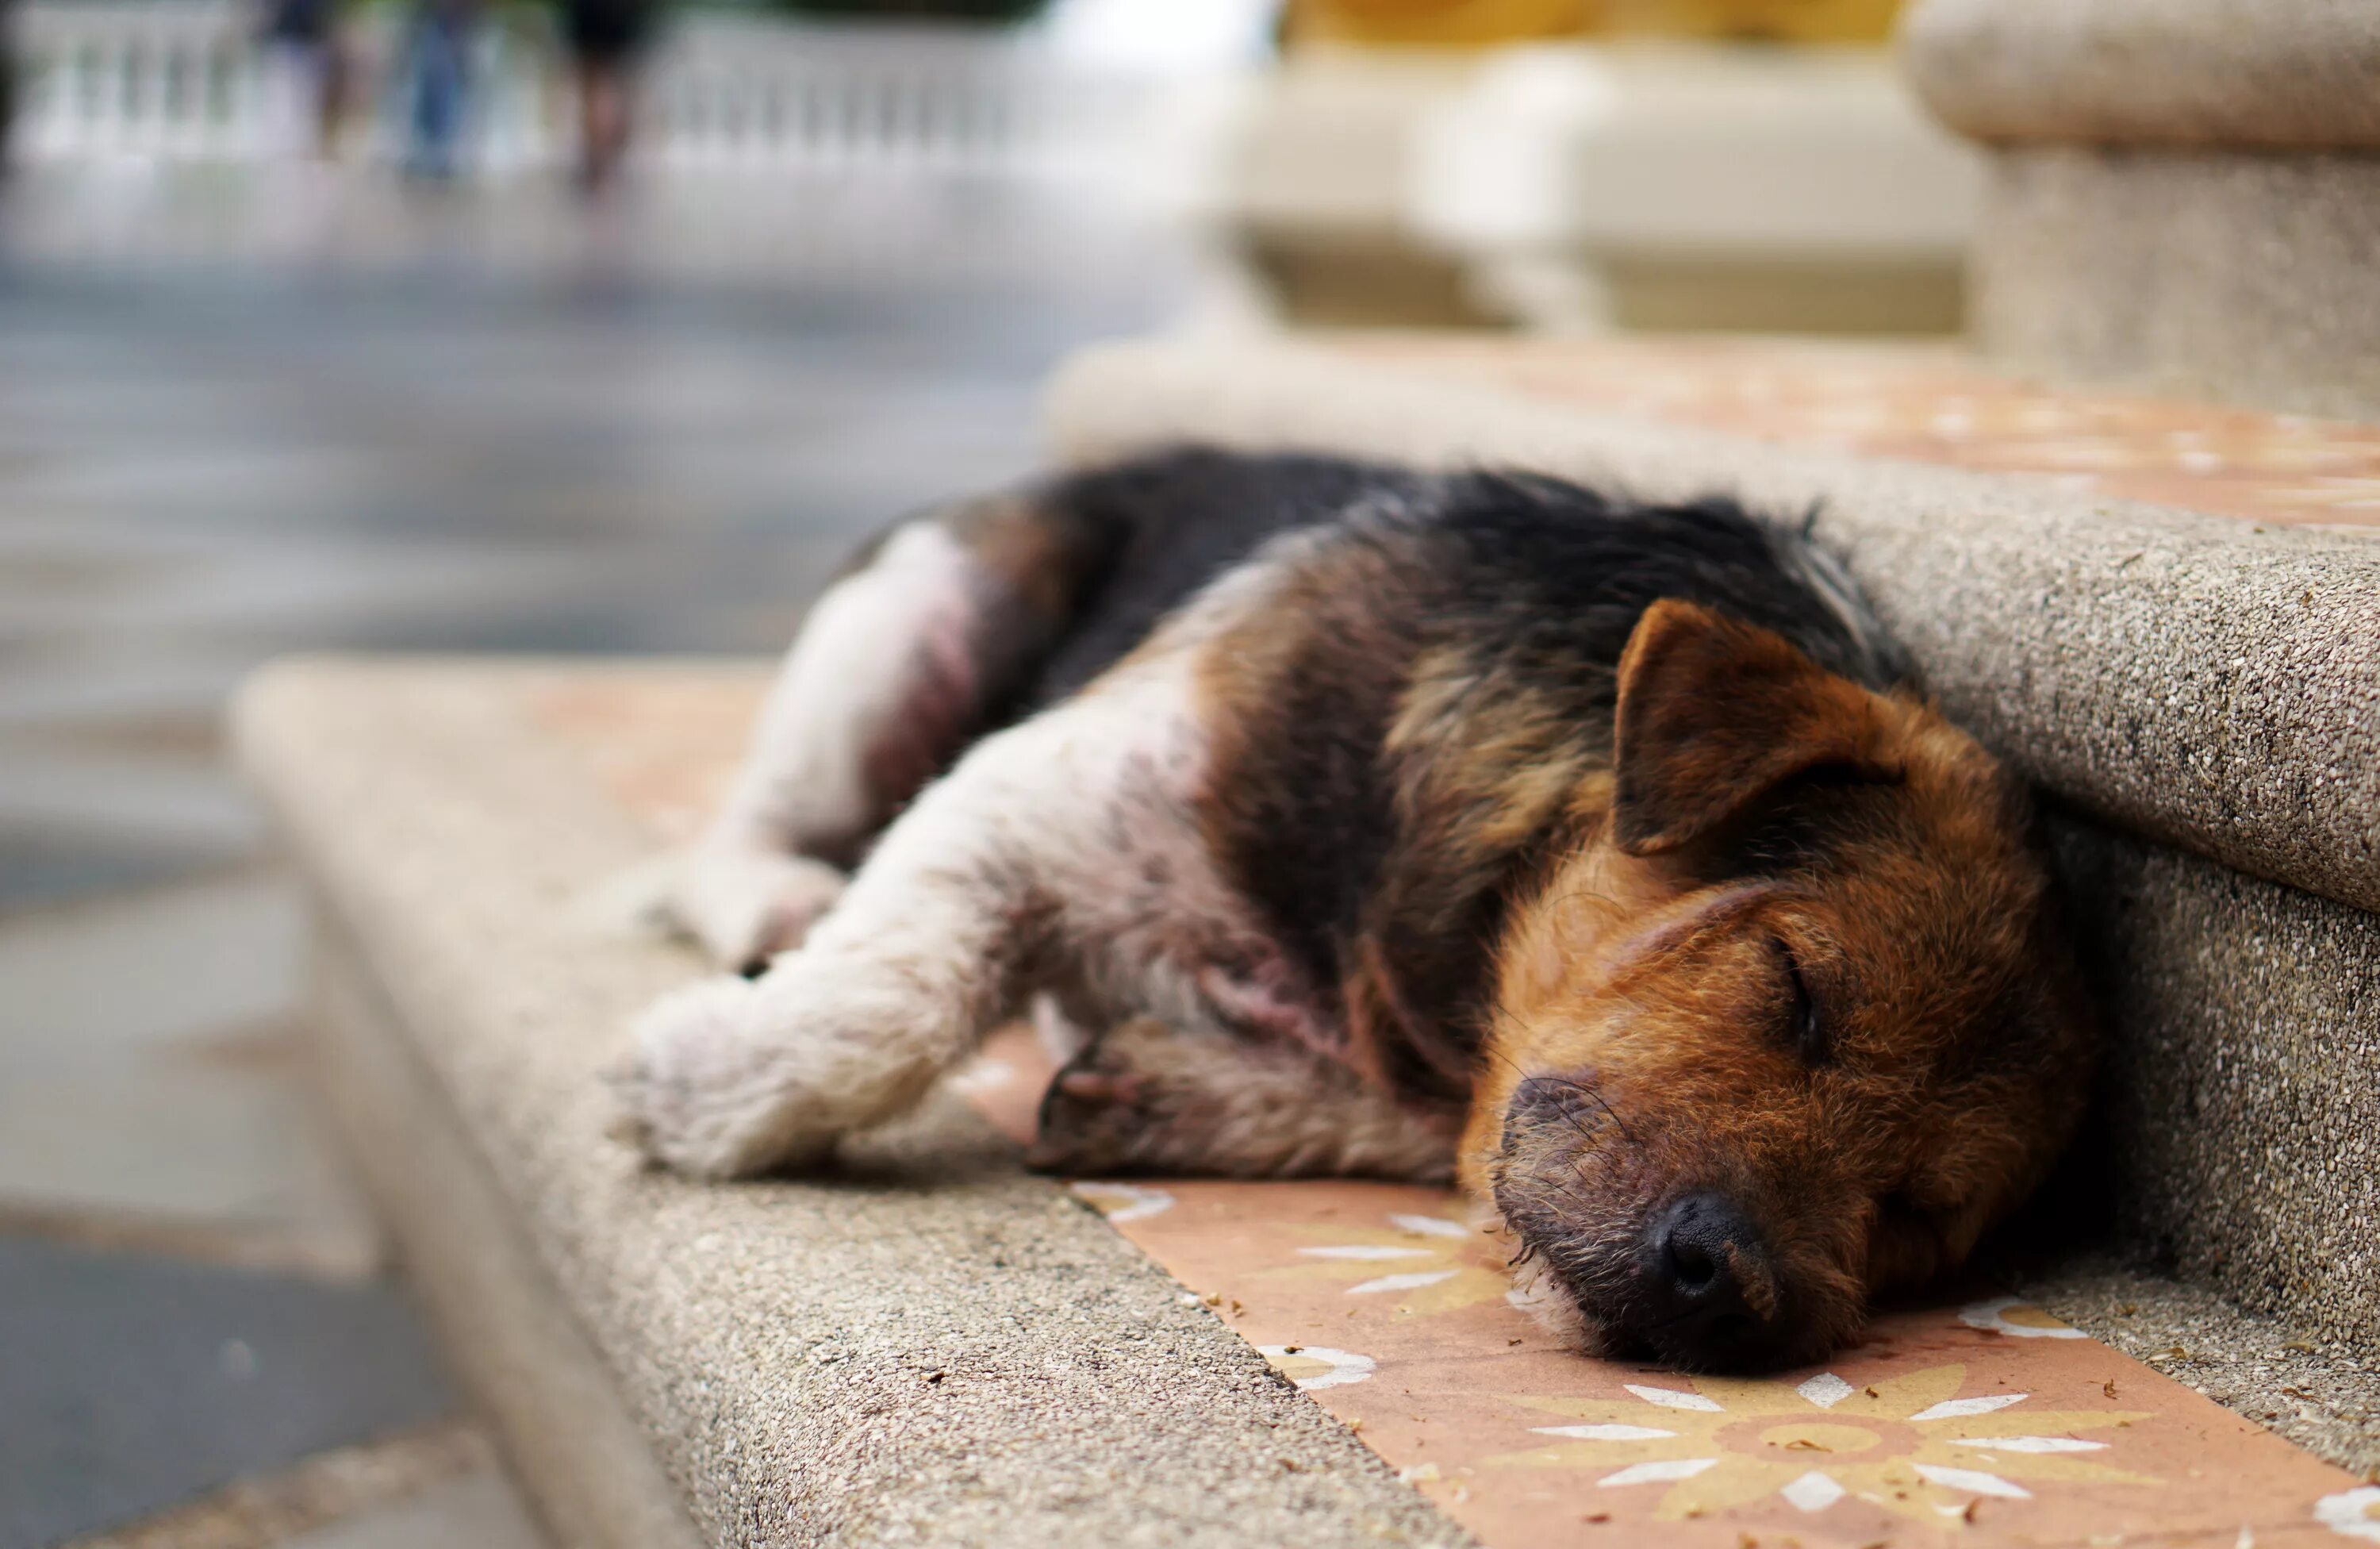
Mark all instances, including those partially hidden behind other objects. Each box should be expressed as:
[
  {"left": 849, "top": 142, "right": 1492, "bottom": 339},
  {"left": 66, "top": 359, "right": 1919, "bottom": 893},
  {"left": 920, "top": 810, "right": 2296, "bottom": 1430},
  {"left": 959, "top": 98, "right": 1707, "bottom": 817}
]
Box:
[{"left": 1773, "top": 937, "right": 1828, "bottom": 1066}]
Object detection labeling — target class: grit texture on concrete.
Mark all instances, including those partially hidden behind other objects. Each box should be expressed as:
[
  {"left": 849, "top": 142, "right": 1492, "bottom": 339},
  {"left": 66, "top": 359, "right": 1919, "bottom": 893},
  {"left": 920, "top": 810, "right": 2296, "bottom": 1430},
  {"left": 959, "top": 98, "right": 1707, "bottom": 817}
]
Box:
[
  {"left": 2047, "top": 817, "right": 2380, "bottom": 1360},
  {"left": 1042, "top": 337, "right": 2380, "bottom": 1355},
  {"left": 236, "top": 661, "right": 1468, "bottom": 1549},
  {"left": 2024, "top": 1255, "right": 2380, "bottom": 1482},
  {"left": 1045, "top": 341, "right": 2380, "bottom": 916},
  {"left": 310, "top": 935, "right": 702, "bottom": 1549},
  {"left": 1901, "top": 0, "right": 2380, "bottom": 150},
  {"left": 1970, "top": 147, "right": 2380, "bottom": 420}
]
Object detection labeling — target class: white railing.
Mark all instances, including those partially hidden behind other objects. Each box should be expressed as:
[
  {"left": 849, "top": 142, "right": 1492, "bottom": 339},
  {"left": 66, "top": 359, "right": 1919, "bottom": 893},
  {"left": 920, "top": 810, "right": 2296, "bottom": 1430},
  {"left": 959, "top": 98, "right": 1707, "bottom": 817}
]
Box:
[
  {"left": 13, "top": 1, "right": 267, "bottom": 161},
  {"left": 9, "top": 0, "right": 1150, "bottom": 180},
  {"left": 641, "top": 15, "right": 1138, "bottom": 177}
]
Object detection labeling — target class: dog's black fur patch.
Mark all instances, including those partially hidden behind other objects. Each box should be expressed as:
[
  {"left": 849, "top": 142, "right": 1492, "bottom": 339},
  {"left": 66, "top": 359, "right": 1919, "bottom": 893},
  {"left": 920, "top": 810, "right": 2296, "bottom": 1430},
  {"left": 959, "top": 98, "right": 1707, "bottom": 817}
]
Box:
[
  {"left": 975, "top": 449, "right": 1908, "bottom": 1104},
  {"left": 1022, "top": 448, "right": 1902, "bottom": 705}
]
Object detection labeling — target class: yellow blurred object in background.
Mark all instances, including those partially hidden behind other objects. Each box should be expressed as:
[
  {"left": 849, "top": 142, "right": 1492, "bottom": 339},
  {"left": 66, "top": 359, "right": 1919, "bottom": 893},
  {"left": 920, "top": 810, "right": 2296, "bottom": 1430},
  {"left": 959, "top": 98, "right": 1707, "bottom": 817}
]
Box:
[
  {"left": 1283, "top": 0, "right": 1607, "bottom": 48},
  {"left": 1603, "top": 0, "right": 1902, "bottom": 41},
  {"left": 1285, "top": 0, "right": 1902, "bottom": 46}
]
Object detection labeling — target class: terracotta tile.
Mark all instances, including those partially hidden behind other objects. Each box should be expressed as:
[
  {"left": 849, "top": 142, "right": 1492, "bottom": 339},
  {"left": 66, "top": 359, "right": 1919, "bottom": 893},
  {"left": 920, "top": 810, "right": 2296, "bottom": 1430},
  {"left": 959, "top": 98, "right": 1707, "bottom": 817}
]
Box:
[
  {"left": 1329, "top": 334, "right": 2380, "bottom": 536},
  {"left": 1081, "top": 1171, "right": 2370, "bottom": 1547}
]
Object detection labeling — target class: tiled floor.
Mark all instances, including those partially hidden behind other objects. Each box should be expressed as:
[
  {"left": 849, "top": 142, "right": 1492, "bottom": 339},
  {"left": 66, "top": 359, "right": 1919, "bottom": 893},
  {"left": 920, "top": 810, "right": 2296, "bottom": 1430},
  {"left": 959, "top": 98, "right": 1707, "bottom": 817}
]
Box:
[{"left": 0, "top": 159, "right": 1201, "bottom": 1547}]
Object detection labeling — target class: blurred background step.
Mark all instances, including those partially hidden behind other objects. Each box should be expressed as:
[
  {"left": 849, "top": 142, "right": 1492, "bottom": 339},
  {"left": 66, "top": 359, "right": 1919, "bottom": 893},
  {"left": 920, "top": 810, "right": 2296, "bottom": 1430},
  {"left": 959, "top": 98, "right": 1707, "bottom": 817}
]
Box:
[
  {"left": 0, "top": 1236, "right": 456, "bottom": 1549},
  {"left": 1902, "top": 0, "right": 2380, "bottom": 418},
  {"left": 1046, "top": 332, "right": 2380, "bottom": 1369}
]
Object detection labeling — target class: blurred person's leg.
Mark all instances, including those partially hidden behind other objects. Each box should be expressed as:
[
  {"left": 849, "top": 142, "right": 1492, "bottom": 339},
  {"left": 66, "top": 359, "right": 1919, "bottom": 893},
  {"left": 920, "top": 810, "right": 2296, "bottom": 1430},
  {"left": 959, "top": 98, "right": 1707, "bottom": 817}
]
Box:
[
  {"left": 0, "top": 0, "right": 14, "bottom": 180},
  {"left": 574, "top": 62, "right": 631, "bottom": 192},
  {"left": 563, "top": 0, "right": 653, "bottom": 194},
  {"left": 316, "top": 31, "right": 352, "bottom": 159},
  {"left": 404, "top": 4, "right": 473, "bottom": 180},
  {"left": 256, "top": 0, "right": 340, "bottom": 162},
  {"left": 256, "top": 40, "right": 316, "bottom": 160}
]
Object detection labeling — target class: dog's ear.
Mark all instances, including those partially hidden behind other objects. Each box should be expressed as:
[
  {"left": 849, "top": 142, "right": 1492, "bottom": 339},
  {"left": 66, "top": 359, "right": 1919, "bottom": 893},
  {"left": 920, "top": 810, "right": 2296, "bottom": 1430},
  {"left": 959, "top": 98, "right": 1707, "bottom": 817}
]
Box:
[{"left": 1611, "top": 598, "right": 1903, "bottom": 856}]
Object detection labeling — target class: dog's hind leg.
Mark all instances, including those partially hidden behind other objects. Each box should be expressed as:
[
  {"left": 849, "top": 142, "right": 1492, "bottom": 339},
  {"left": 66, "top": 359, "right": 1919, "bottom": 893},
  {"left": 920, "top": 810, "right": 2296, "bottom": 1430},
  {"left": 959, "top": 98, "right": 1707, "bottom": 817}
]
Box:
[
  {"left": 1028, "top": 1018, "right": 1457, "bottom": 1183},
  {"left": 667, "top": 490, "right": 1120, "bottom": 971}
]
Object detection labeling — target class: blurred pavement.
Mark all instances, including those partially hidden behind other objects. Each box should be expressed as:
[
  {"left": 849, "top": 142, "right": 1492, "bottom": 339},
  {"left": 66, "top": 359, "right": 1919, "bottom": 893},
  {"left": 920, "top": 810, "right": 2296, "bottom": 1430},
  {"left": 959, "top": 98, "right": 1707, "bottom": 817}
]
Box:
[{"left": 0, "top": 160, "right": 1207, "bottom": 1547}]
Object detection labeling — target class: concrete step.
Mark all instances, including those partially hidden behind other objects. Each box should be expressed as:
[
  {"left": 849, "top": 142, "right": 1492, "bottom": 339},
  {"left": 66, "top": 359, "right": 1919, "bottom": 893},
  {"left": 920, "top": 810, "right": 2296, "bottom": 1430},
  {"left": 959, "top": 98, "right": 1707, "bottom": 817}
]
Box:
[
  {"left": 1901, "top": 0, "right": 2380, "bottom": 418},
  {"left": 237, "top": 661, "right": 1454, "bottom": 1549},
  {"left": 237, "top": 656, "right": 2380, "bottom": 1548},
  {"left": 1043, "top": 332, "right": 2380, "bottom": 1364}
]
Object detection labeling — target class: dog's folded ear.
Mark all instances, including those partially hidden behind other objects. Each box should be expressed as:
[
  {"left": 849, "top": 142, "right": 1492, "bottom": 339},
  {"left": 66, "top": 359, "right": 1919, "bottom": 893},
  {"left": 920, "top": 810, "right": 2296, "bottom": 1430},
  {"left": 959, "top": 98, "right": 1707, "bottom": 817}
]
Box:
[{"left": 1611, "top": 598, "right": 1905, "bottom": 856}]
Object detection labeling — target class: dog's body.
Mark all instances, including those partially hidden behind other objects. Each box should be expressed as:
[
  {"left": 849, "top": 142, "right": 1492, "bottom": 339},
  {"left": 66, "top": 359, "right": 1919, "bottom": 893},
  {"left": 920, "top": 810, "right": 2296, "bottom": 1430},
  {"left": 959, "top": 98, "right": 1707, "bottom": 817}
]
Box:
[{"left": 621, "top": 448, "right": 2095, "bottom": 1371}]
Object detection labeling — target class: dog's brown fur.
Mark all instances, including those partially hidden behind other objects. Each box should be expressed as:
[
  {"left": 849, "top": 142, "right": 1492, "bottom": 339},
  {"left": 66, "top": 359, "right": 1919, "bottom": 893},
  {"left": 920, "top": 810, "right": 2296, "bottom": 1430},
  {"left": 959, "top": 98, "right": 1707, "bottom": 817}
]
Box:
[
  {"left": 629, "top": 450, "right": 2097, "bottom": 1372},
  {"left": 1468, "top": 601, "right": 2095, "bottom": 1364},
  {"left": 1181, "top": 568, "right": 2093, "bottom": 1367}
]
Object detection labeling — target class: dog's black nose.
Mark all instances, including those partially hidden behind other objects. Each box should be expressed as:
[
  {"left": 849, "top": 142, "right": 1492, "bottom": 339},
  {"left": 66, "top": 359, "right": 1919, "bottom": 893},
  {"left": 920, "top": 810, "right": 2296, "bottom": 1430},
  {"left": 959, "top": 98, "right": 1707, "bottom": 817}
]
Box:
[{"left": 1638, "top": 1191, "right": 1774, "bottom": 1365}]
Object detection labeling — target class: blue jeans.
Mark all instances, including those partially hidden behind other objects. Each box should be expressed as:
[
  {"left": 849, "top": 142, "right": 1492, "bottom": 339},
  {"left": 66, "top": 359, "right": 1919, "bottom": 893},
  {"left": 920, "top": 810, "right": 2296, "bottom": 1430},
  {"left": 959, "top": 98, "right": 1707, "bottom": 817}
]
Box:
[{"left": 405, "top": 11, "right": 471, "bottom": 179}]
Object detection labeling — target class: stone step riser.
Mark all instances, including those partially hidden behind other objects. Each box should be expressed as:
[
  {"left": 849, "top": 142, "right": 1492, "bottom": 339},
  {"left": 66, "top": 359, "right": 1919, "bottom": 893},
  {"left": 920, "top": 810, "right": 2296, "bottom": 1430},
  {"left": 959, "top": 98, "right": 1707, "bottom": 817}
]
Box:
[
  {"left": 2052, "top": 819, "right": 2380, "bottom": 1352},
  {"left": 1904, "top": 0, "right": 2380, "bottom": 418},
  {"left": 309, "top": 923, "right": 704, "bottom": 1549}
]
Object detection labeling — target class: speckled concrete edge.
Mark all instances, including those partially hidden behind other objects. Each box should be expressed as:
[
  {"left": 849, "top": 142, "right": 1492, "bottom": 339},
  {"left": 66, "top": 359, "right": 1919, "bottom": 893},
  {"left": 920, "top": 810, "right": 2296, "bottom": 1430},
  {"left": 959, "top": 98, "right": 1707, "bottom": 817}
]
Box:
[
  {"left": 2043, "top": 818, "right": 2379, "bottom": 1367},
  {"left": 1900, "top": 0, "right": 2380, "bottom": 150},
  {"left": 1042, "top": 339, "right": 2380, "bottom": 917},
  {"left": 236, "top": 659, "right": 1471, "bottom": 1549},
  {"left": 2025, "top": 1255, "right": 2380, "bottom": 1483},
  {"left": 309, "top": 924, "right": 705, "bottom": 1549}
]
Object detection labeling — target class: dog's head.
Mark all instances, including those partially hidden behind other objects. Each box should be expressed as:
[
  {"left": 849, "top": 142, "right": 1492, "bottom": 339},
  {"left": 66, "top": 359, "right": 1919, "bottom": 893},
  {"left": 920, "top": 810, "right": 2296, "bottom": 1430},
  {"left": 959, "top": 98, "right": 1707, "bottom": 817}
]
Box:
[{"left": 1465, "top": 598, "right": 2095, "bottom": 1372}]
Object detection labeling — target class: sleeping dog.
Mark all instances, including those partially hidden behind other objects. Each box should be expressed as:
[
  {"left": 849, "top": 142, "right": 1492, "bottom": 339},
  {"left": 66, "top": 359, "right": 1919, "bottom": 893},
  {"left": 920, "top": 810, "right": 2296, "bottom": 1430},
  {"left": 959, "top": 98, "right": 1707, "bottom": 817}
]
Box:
[{"left": 616, "top": 448, "right": 2096, "bottom": 1372}]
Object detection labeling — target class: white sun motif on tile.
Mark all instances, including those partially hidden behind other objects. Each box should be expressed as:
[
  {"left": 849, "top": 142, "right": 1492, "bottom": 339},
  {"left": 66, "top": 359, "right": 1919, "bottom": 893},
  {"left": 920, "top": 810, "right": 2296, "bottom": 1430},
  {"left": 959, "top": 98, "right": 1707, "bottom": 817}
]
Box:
[
  {"left": 1960, "top": 1294, "right": 2090, "bottom": 1340},
  {"left": 1257, "top": 1344, "right": 1377, "bottom": 1392},
  {"left": 2269, "top": 478, "right": 2380, "bottom": 511},
  {"left": 1486, "top": 1358, "right": 2155, "bottom": 1528},
  {"left": 2318, "top": 1486, "right": 2380, "bottom": 1543},
  {"left": 1264, "top": 1212, "right": 1511, "bottom": 1316},
  {"left": 1069, "top": 1181, "right": 1173, "bottom": 1223}
]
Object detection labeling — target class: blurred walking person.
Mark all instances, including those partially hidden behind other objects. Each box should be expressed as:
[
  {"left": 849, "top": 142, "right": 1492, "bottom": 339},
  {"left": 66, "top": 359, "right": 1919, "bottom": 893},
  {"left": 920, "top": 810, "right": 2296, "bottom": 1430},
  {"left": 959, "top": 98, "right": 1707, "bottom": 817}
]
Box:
[
  {"left": 0, "top": 0, "right": 17, "bottom": 181},
  {"left": 401, "top": 0, "right": 480, "bottom": 179},
  {"left": 257, "top": 0, "right": 351, "bottom": 159},
  {"left": 562, "top": 0, "right": 656, "bottom": 194}
]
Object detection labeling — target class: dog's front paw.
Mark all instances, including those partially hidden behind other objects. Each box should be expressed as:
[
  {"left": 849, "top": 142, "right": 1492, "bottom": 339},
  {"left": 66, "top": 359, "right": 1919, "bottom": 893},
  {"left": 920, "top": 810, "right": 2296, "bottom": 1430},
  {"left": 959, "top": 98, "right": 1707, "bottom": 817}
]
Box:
[
  {"left": 1025, "top": 1019, "right": 1174, "bottom": 1175},
  {"left": 672, "top": 849, "right": 847, "bottom": 974},
  {"left": 1025, "top": 1067, "right": 1144, "bottom": 1175},
  {"left": 612, "top": 975, "right": 839, "bottom": 1179}
]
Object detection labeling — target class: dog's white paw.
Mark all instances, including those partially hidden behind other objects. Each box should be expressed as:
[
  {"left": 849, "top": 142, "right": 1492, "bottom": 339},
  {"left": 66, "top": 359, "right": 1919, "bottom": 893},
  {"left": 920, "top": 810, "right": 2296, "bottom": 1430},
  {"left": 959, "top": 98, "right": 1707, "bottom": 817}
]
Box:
[
  {"left": 611, "top": 975, "right": 831, "bottom": 1178},
  {"left": 671, "top": 849, "right": 846, "bottom": 972},
  {"left": 612, "top": 957, "right": 960, "bottom": 1178}
]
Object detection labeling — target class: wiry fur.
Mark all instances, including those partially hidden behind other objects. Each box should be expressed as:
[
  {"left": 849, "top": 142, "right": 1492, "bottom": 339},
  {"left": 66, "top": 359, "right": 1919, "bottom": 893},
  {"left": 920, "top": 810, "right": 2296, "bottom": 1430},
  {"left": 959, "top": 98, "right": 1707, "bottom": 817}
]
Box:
[{"left": 619, "top": 448, "right": 2097, "bottom": 1371}]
